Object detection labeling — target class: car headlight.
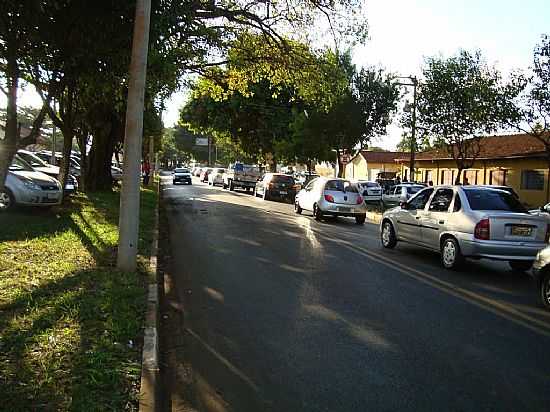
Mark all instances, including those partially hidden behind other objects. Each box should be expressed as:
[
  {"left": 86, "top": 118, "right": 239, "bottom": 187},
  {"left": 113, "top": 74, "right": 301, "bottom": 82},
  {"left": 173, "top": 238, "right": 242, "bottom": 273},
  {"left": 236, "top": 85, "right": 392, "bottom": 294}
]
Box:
[{"left": 21, "top": 179, "right": 41, "bottom": 191}]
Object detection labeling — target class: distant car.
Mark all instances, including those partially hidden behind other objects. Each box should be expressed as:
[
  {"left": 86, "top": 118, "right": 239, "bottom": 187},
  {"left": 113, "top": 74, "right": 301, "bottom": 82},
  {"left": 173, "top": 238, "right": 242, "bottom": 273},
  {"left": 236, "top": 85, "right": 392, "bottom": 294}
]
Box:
[
  {"left": 531, "top": 245, "right": 550, "bottom": 310},
  {"left": 173, "top": 168, "right": 192, "bottom": 185},
  {"left": 254, "top": 173, "right": 298, "bottom": 202},
  {"left": 17, "top": 150, "right": 77, "bottom": 193},
  {"left": 208, "top": 168, "right": 225, "bottom": 186},
  {"left": 382, "top": 183, "right": 425, "bottom": 207},
  {"left": 200, "top": 168, "right": 213, "bottom": 183},
  {"left": 356, "top": 181, "right": 383, "bottom": 203},
  {"left": 111, "top": 165, "right": 123, "bottom": 181},
  {"left": 36, "top": 151, "right": 81, "bottom": 177},
  {"left": 476, "top": 185, "right": 519, "bottom": 199},
  {"left": 295, "top": 177, "right": 367, "bottom": 224},
  {"left": 0, "top": 155, "right": 62, "bottom": 211},
  {"left": 380, "top": 185, "right": 549, "bottom": 270},
  {"left": 193, "top": 167, "right": 203, "bottom": 177}
]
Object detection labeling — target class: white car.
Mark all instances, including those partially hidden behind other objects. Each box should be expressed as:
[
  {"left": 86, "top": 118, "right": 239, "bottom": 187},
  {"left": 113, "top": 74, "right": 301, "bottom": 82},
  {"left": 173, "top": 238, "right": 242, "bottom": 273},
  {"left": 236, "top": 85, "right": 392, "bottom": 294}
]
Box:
[
  {"left": 294, "top": 177, "right": 367, "bottom": 224},
  {"left": 356, "top": 180, "right": 383, "bottom": 202},
  {"left": 17, "top": 150, "right": 78, "bottom": 193},
  {"left": 0, "top": 156, "right": 62, "bottom": 211},
  {"left": 208, "top": 168, "right": 226, "bottom": 186},
  {"left": 172, "top": 168, "right": 192, "bottom": 185}
]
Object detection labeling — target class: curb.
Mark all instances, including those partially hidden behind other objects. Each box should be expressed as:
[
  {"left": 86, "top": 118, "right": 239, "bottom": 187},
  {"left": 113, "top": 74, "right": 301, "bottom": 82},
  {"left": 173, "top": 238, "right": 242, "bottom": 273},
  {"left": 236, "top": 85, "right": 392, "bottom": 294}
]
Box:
[{"left": 139, "top": 180, "right": 160, "bottom": 412}]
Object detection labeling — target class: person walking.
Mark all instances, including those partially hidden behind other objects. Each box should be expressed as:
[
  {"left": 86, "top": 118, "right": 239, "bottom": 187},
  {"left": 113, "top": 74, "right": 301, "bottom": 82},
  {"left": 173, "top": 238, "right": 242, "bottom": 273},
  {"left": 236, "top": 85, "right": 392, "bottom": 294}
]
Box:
[{"left": 142, "top": 159, "right": 151, "bottom": 186}]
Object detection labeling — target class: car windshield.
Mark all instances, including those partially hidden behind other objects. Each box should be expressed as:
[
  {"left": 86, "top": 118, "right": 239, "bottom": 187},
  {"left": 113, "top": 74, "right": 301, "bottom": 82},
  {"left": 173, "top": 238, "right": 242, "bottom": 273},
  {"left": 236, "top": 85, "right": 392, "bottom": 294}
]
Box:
[
  {"left": 271, "top": 175, "right": 294, "bottom": 183},
  {"left": 464, "top": 189, "right": 527, "bottom": 213},
  {"left": 175, "top": 168, "right": 189, "bottom": 173},
  {"left": 325, "top": 180, "right": 357, "bottom": 193},
  {"left": 9, "top": 156, "right": 34, "bottom": 172},
  {"left": 216, "top": 169, "right": 225, "bottom": 173},
  {"left": 19, "top": 152, "right": 48, "bottom": 168}
]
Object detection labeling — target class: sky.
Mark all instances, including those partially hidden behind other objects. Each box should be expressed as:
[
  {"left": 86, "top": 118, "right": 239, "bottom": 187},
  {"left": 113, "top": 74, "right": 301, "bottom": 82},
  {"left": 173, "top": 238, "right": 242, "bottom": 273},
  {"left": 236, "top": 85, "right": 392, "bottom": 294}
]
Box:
[{"left": 3, "top": 0, "right": 549, "bottom": 150}]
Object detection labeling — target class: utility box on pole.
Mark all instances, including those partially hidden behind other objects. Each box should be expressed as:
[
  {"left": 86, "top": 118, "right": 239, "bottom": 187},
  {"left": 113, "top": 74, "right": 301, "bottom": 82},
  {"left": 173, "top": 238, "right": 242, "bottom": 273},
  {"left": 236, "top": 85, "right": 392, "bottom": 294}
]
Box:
[{"left": 117, "top": 0, "right": 151, "bottom": 272}]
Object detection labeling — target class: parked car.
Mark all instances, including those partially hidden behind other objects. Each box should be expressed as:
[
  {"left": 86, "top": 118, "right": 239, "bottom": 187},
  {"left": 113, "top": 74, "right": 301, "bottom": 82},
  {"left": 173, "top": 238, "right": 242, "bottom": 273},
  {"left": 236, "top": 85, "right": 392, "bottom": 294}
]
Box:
[
  {"left": 173, "top": 168, "right": 192, "bottom": 185},
  {"left": 193, "top": 167, "right": 203, "bottom": 177},
  {"left": 0, "top": 155, "right": 62, "bottom": 211},
  {"left": 36, "top": 151, "right": 82, "bottom": 177},
  {"left": 382, "top": 183, "right": 426, "bottom": 208},
  {"left": 208, "top": 168, "right": 226, "bottom": 186},
  {"left": 200, "top": 168, "right": 213, "bottom": 183},
  {"left": 254, "top": 173, "right": 298, "bottom": 202},
  {"left": 17, "top": 150, "right": 77, "bottom": 193},
  {"left": 356, "top": 181, "right": 383, "bottom": 203},
  {"left": 295, "top": 172, "right": 319, "bottom": 186},
  {"left": 380, "top": 185, "right": 549, "bottom": 270},
  {"left": 295, "top": 177, "right": 367, "bottom": 224},
  {"left": 223, "top": 162, "right": 261, "bottom": 191},
  {"left": 531, "top": 245, "right": 550, "bottom": 310}
]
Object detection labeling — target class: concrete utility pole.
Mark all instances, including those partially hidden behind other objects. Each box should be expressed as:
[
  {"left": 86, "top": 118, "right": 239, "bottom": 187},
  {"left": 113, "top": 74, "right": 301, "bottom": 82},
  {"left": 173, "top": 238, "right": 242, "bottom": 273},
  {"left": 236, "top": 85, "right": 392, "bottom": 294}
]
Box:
[
  {"left": 397, "top": 76, "right": 418, "bottom": 181},
  {"left": 117, "top": 0, "right": 152, "bottom": 272}
]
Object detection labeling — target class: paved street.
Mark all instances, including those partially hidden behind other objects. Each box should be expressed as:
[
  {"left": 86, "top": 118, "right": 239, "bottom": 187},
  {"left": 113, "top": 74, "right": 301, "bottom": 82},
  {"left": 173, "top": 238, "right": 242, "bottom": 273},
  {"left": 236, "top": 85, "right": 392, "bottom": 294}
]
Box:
[{"left": 161, "top": 176, "right": 550, "bottom": 412}]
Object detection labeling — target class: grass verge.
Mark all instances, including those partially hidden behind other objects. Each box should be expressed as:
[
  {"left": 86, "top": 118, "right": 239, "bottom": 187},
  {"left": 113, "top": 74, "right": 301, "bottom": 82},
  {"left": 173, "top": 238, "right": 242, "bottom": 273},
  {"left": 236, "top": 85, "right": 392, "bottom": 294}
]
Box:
[{"left": 0, "top": 187, "right": 157, "bottom": 411}]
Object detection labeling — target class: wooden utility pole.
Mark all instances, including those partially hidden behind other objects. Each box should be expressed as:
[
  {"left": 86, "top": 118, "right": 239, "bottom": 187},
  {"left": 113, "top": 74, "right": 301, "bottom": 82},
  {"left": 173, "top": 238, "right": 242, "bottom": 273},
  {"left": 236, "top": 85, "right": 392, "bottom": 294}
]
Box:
[{"left": 117, "top": 0, "right": 151, "bottom": 272}]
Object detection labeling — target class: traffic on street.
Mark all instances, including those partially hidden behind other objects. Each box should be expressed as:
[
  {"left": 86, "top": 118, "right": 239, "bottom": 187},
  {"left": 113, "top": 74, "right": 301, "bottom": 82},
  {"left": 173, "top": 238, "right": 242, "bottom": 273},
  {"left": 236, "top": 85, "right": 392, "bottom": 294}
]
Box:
[{"left": 160, "top": 172, "right": 550, "bottom": 412}]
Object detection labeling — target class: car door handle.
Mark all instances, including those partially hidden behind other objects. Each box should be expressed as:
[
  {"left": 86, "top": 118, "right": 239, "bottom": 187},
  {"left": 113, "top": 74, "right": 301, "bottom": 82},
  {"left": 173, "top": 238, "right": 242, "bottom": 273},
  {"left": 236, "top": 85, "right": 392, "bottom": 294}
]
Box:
[
  {"left": 438, "top": 220, "right": 445, "bottom": 224},
  {"left": 415, "top": 216, "right": 421, "bottom": 220}
]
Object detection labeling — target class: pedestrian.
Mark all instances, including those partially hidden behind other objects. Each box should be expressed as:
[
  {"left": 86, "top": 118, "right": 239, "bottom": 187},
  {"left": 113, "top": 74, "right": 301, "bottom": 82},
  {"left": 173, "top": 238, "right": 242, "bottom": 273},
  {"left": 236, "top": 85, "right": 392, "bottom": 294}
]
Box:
[{"left": 142, "top": 159, "right": 151, "bottom": 186}]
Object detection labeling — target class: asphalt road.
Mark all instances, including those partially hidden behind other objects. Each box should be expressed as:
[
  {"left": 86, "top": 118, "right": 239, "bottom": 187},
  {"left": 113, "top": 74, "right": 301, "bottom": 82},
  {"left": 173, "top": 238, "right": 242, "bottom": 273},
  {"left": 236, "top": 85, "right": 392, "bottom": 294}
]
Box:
[{"left": 161, "top": 176, "right": 550, "bottom": 412}]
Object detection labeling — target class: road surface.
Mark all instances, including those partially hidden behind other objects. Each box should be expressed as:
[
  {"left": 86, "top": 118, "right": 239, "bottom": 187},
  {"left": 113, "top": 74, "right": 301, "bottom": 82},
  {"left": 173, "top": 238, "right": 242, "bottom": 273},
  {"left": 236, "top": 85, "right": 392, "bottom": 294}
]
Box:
[{"left": 160, "top": 176, "right": 550, "bottom": 412}]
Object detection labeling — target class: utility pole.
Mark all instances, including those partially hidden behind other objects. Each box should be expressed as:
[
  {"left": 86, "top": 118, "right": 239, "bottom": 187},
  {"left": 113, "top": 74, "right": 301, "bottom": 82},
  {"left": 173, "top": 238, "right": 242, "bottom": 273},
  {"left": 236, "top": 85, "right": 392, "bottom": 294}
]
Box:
[
  {"left": 51, "top": 100, "right": 56, "bottom": 165},
  {"left": 117, "top": 0, "right": 151, "bottom": 272},
  {"left": 397, "top": 76, "right": 418, "bottom": 182}
]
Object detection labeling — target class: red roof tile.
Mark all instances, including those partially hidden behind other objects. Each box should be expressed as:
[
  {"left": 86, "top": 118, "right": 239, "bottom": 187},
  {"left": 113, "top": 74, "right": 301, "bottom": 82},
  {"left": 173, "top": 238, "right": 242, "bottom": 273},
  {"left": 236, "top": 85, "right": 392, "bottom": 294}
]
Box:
[
  {"left": 415, "top": 133, "right": 547, "bottom": 161},
  {"left": 359, "top": 151, "right": 410, "bottom": 163}
]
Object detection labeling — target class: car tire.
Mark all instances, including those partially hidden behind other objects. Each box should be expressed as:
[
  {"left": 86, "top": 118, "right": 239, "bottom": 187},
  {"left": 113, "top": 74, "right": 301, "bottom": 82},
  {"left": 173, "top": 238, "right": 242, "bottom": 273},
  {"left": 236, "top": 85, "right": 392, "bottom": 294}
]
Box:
[
  {"left": 355, "top": 214, "right": 366, "bottom": 225},
  {"left": 440, "top": 237, "right": 463, "bottom": 270},
  {"left": 295, "top": 200, "right": 302, "bottom": 214},
  {"left": 0, "top": 188, "right": 14, "bottom": 212},
  {"left": 381, "top": 220, "right": 397, "bottom": 249},
  {"left": 508, "top": 260, "right": 534, "bottom": 272},
  {"left": 229, "top": 180, "right": 234, "bottom": 191},
  {"left": 313, "top": 203, "right": 323, "bottom": 221},
  {"left": 540, "top": 271, "right": 550, "bottom": 310}
]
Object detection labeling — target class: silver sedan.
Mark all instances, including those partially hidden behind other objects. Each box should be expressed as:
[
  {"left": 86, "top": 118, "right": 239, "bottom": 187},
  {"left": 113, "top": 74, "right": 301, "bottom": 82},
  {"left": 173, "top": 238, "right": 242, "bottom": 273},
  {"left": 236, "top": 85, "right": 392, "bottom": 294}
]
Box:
[
  {"left": 380, "top": 185, "right": 549, "bottom": 270},
  {"left": 295, "top": 177, "right": 367, "bottom": 224}
]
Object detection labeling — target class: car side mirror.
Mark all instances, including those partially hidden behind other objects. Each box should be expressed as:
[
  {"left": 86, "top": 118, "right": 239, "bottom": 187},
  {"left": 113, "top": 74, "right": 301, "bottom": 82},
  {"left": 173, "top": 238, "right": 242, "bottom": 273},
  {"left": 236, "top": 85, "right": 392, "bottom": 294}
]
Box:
[{"left": 400, "top": 201, "right": 408, "bottom": 209}]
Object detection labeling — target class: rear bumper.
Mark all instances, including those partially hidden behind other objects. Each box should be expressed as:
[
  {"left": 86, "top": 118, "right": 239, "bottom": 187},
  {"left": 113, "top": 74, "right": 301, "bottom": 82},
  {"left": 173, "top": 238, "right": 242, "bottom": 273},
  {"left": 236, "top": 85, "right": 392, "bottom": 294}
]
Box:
[
  {"left": 460, "top": 239, "right": 547, "bottom": 261},
  {"left": 173, "top": 177, "right": 192, "bottom": 184},
  {"left": 319, "top": 202, "right": 367, "bottom": 216},
  {"left": 363, "top": 195, "right": 382, "bottom": 202},
  {"left": 234, "top": 181, "right": 256, "bottom": 188}
]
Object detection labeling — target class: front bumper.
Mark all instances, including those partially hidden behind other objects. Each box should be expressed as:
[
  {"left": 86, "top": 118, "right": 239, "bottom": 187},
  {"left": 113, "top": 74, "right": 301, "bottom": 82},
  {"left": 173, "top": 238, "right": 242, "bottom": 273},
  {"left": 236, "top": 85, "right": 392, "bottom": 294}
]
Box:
[
  {"left": 460, "top": 238, "right": 547, "bottom": 261},
  {"left": 16, "top": 190, "right": 62, "bottom": 206}
]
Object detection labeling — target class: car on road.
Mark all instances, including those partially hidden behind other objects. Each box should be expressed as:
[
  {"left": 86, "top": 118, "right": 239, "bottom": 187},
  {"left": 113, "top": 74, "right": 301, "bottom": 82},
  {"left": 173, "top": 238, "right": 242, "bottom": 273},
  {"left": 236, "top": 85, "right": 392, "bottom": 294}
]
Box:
[
  {"left": 254, "top": 173, "right": 298, "bottom": 202},
  {"left": 356, "top": 180, "right": 383, "bottom": 203},
  {"left": 295, "top": 177, "right": 367, "bottom": 224},
  {"left": 173, "top": 168, "right": 192, "bottom": 185},
  {"left": 223, "top": 162, "right": 261, "bottom": 192},
  {"left": 531, "top": 245, "right": 550, "bottom": 310},
  {"left": 380, "top": 185, "right": 549, "bottom": 270},
  {"left": 382, "top": 183, "right": 426, "bottom": 208},
  {"left": 17, "top": 150, "right": 78, "bottom": 193},
  {"left": 0, "top": 155, "right": 62, "bottom": 211},
  {"left": 200, "top": 168, "right": 213, "bottom": 183},
  {"left": 208, "top": 168, "right": 226, "bottom": 186}
]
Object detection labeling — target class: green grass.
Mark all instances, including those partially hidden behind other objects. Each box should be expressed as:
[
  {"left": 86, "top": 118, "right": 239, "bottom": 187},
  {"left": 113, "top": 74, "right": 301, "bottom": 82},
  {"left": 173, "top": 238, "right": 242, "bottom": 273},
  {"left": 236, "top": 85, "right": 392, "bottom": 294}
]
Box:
[{"left": 0, "top": 187, "right": 157, "bottom": 411}]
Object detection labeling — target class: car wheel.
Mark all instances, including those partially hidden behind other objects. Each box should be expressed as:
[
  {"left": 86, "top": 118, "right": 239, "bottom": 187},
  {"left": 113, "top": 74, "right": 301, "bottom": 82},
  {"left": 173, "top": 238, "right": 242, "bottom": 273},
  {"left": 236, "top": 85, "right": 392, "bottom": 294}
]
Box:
[
  {"left": 381, "top": 220, "right": 397, "bottom": 248},
  {"left": 441, "top": 237, "right": 463, "bottom": 270},
  {"left": 229, "top": 180, "right": 234, "bottom": 191},
  {"left": 0, "top": 188, "right": 14, "bottom": 212},
  {"left": 295, "top": 200, "right": 302, "bottom": 214},
  {"left": 355, "top": 214, "right": 366, "bottom": 225},
  {"left": 541, "top": 271, "right": 550, "bottom": 310},
  {"left": 509, "top": 260, "right": 534, "bottom": 272},
  {"left": 313, "top": 203, "right": 323, "bottom": 221}
]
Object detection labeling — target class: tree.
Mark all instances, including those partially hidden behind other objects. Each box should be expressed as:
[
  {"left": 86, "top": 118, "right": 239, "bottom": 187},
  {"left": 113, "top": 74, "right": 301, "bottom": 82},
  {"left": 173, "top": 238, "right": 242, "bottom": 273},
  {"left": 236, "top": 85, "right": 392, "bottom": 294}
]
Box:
[
  {"left": 416, "top": 50, "right": 516, "bottom": 184},
  {"left": 506, "top": 35, "right": 550, "bottom": 167}
]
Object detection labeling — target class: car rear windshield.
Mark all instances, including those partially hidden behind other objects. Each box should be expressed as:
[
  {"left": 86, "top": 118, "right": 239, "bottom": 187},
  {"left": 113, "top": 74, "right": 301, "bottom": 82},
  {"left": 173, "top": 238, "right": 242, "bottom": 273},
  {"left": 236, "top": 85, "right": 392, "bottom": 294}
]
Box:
[
  {"left": 365, "top": 182, "right": 380, "bottom": 188},
  {"left": 271, "top": 175, "right": 294, "bottom": 183},
  {"left": 464, "top": 189, "right": 527, "bottom": 212},
  {"left": 407, "top": 186, "right": 424, "bottom": 194},
  {"left": 325, "top": 180, "right": 358, "bottom": 193}
]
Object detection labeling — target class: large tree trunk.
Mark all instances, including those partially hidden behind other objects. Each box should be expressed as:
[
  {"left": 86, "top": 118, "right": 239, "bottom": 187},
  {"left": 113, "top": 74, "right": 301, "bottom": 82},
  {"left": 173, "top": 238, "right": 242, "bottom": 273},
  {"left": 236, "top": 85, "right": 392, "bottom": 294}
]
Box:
[
  {"left": 59, "top": 127, "right": 74, "bottom": 197},
  {"left": 0, "top": 53, "right": 19, "bottom": 193},
  {"left": 76, "top": 130, "right": 88, "bottom": 191}
]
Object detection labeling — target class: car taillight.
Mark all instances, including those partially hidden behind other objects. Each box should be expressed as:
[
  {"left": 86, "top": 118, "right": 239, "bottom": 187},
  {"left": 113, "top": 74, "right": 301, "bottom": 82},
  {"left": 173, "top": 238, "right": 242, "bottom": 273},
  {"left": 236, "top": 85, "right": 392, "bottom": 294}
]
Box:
[
  {"left": 356, "top": 196, "right": 363, "bottom": 204},
  {"left": 324, "top": 194, "right": 334, "bottom": 203},
  {"left": 474, "top": 218, "right": 490, "bottom": 240},
  {"left": 545, "top": 224, "right": 550, "bottom": 243}
]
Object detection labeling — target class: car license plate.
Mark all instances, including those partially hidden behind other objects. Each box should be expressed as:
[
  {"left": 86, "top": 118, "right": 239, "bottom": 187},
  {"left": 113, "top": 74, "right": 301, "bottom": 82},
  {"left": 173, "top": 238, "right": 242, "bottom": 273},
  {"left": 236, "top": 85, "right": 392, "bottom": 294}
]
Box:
[
  {"left": 280, "top": 191, "right": 287, "bottom": 195},
  {"left": 511, "top": 225, "right": 532, "bottom": 236},
  {"left": 338, "top": 207, "right": 350, "bottom": 212},
  {"left": 47, "top": 193, "right": 58, "bottom": 199}
]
